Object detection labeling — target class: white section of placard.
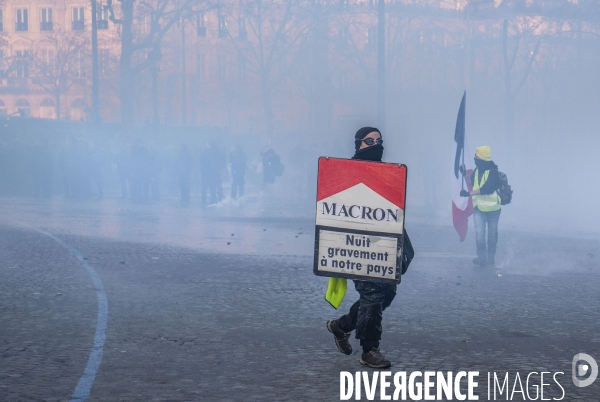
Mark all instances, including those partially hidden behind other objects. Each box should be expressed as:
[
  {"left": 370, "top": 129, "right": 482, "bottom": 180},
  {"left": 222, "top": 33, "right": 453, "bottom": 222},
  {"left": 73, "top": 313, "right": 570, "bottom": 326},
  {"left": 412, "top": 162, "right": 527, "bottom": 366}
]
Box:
[
  {"left": 316, "top": 183, "right": 404, "bottom": 234},
  {"left": 316, "top": 229, "right": 399, "bottom": 281}
]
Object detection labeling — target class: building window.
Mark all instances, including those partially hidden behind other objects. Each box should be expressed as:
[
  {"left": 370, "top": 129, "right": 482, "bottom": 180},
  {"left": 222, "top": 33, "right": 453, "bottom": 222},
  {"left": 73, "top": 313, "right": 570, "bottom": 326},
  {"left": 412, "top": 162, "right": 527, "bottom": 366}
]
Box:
[
  {"left": 196, "top": 53, "right": 205, "bottom": 80},
  {"left": 40, "top": 8, "right": 53, "bottom": 31},
  {"left": 0, "top": 99, "right": 6, "bottom": 117},
  {"left": 40, "top": 98, "right": 56, "bottom": 119},
  {"left": 15, "top": 50, "right": 30, "bottom": 77},
  {"left": 197, "top": 13, "right": 206, "bottom": 37},
  {"left": 97, "top": 6, "right": 109, "bottom": 29},
  {"left": 99, "top": 48, "right": 110, "bottom": 77},
  {"left": 0, "top": 50, "right": 5, "bottom": 77},
  {"left": 72, "top": 50, "right": 86, "bottom": 78},
  {"left": 0, "top": 10, "right": 4, "bottom": 32},
  {"left": 16, "top": 9, "right": 28, "bottom": 32},
  {"left": 72, "top": 7, "right": 84, "bottom": 31},
  {"left": 139, "top": 13, "right": 150, "bottom": 36},
  {"left": 218, "top": 16, "right": 227, "bottom": 38},
  {"left": 40, "top": 49, "right": 55, "bottom": 75},
  {"left": 41, "top": 98, "right": 55, "bottom": 107}
]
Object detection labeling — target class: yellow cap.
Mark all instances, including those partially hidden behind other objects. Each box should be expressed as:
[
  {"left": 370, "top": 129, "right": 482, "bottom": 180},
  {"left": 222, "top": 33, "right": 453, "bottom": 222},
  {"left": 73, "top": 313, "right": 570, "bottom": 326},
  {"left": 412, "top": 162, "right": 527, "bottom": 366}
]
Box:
[{"left": 475, "top": 146, "right": 491, "bottom": 161}]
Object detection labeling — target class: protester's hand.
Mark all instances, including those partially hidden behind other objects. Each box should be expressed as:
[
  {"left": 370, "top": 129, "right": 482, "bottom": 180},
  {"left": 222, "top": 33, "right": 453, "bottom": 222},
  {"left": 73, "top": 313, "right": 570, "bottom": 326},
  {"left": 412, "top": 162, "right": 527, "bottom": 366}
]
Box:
[
  {"left": 460, "top": 190, "right": 470, "bottom": 197},
  {"left": 459, "top": 164, "right": 466, "bottom": 175}
]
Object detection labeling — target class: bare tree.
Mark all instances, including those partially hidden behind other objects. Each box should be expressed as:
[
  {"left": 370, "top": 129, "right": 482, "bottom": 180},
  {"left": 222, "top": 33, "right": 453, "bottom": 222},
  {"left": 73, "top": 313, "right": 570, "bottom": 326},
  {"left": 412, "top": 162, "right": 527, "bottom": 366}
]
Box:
[
  {"left": 220, "top": 0, "right": 313, "bottom": 137},
  {"left": 106, "top": 0, "right": 212, "bottom": 128},
  {"left": 502, "top": 16, "right": 542, "bottom": 147},
  {"left": 327, "top": 1, "right": 419, "bottom": 129},
  {"left": 329, "top": 3, "right": 376, "bottom": 89},
  {"left": 27, "top": 32, "right": 89, "bottom": 120}
]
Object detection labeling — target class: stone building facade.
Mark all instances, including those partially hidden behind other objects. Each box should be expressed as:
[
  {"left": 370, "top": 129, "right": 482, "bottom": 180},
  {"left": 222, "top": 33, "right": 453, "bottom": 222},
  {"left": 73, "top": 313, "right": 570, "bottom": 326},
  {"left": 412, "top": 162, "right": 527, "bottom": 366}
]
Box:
[{"left": 0, "top": 1, "right": 121, "bottom": 120}]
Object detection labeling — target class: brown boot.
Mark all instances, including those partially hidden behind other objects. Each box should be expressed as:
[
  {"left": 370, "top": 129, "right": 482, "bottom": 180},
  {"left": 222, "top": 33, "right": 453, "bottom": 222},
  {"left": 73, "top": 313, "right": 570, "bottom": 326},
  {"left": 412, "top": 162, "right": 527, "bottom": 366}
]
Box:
[
  {"left": 326, "top": 319, "right": 352, "bottom": 355},
  {"left": 360, "top": 348, "right": 392, "bottom": 369}
]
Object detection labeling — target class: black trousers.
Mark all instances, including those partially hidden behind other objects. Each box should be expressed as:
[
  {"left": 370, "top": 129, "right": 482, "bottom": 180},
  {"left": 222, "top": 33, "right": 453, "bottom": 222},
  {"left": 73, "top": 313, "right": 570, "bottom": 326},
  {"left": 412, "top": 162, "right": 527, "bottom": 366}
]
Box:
[{"left": 337, "top": 280, "right": 397, "bottom": 352}]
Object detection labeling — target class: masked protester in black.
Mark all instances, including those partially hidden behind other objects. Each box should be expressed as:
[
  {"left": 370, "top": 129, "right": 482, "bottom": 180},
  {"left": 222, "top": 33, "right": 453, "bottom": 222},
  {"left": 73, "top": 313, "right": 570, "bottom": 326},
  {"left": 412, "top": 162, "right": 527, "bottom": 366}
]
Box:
[{"left": 326, "top": 127, "right": 396, "bottom": 369}]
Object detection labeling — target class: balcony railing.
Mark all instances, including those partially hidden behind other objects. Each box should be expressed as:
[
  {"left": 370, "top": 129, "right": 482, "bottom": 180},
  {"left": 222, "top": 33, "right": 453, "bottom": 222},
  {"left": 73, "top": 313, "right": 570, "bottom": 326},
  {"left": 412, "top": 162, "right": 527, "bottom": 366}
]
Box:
[
  {"left": 16, "top": 22, "right": 28, "bottom": 32},
  {"left": 41, "top": 21, "right": 53, "bottom": 31},
  {"left": 72, "top": 20, "right": 84, "bottom": 31}
]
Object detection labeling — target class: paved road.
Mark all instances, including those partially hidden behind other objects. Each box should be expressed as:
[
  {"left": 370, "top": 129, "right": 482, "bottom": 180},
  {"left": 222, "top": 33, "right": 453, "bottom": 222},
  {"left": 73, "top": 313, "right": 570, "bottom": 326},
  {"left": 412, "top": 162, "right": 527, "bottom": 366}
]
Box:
[{"left": 1, "top": 198, "right": 600, "bottom": 401}]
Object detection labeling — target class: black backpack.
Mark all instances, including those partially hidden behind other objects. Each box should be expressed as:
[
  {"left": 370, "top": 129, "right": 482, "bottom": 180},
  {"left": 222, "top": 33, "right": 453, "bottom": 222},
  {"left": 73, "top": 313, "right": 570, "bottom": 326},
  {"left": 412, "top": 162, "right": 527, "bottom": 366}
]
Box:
[{"left": 497, "top": 171, "right": 512, "bottom": 205}]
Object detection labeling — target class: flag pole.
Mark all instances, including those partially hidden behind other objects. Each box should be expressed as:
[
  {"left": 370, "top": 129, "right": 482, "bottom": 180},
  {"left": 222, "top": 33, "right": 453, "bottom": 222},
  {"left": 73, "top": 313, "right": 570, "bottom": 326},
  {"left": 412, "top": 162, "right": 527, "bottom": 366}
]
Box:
[
  {"left": 461, "top": 92, "right": 466, "bottom": 191},
  {"left": 461, "top": 143, "right": 466, "bottom": 191}
]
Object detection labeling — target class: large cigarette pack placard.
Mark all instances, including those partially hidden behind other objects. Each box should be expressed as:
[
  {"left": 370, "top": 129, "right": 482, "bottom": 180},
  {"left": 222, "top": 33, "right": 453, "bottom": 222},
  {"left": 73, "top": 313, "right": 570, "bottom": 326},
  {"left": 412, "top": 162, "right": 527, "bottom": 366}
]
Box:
[{"left": 313, "top": 157, "right": 407, "bottom": 284}]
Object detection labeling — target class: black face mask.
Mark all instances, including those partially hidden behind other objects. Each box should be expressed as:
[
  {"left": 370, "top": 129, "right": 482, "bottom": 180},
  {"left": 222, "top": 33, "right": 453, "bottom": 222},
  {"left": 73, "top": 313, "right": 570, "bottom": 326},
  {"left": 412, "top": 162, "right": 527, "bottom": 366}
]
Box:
[
  {"left": 474, "top": 158, "right": 488, "bottom": 170},
  {"left": 352, "top": 144, "right": 384, "bottom": 162}
]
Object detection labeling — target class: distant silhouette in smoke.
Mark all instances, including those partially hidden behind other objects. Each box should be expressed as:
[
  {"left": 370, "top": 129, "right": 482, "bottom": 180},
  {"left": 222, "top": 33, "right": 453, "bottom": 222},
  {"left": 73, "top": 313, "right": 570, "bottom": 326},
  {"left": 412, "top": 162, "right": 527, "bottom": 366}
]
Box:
[
  {"left": 200, "top": 141, "right": 225, "bottom": 206},
  {"left": 229, "top": 144, "right": 247, "bottom": 199},
  {"left": 175, "top": 144, "right": 193, "bottom": 205}
]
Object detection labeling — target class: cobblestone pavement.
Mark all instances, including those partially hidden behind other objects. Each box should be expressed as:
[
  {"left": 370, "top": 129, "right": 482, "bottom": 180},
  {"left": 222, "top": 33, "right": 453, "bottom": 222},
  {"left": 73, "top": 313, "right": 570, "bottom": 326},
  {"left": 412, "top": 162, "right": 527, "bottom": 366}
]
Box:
[{"left": 1, "top": 197, "right": 600, "bottom": 401}]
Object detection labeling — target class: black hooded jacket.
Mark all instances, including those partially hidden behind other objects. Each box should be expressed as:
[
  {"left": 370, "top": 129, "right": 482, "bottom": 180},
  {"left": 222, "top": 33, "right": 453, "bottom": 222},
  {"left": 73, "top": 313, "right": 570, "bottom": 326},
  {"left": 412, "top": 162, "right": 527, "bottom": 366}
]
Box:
[{"left": 468, "top": 159, "right": 500, "bottom": 195}]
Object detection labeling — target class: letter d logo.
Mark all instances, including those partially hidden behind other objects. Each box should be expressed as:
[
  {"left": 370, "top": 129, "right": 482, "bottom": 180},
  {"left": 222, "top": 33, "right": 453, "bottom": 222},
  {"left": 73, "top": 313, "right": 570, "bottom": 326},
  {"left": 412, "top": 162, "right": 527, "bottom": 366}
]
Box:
[{"left": 572, "top": 353, "right": 598, "bottom": 387}]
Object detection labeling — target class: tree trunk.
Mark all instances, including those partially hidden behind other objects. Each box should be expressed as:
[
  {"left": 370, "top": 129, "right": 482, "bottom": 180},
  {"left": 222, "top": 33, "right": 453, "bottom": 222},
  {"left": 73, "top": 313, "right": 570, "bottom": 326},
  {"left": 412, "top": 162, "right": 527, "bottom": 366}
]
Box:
[
  {"left": 261, "top": 76, "right": 273, "bottom": 139},
  {"left": 55, "top": 90, "right": 61, "bottom": 120},
  {"left": 309, "top": 6, "right": 332, "bottom": 137},
  {"left": 91, "top": 0, "right": 100, "bottom": 122},
  {"left": 504, "top": 97, "right": 514, "bottom": 151},
  {"left": 152, "top": 66, "right": 159, "bottom": 125},
  {"left": 181, "top": 20, "right": 187, "bottom": 126},
  {"left": 120, "top": 0, "right": 135, "bottom": 130},
  {"left": 377, "top": 0, "right": 386, "bottom": 131},
  {"left": 502, "top": 19, "right": 514, "bottom": 151}
]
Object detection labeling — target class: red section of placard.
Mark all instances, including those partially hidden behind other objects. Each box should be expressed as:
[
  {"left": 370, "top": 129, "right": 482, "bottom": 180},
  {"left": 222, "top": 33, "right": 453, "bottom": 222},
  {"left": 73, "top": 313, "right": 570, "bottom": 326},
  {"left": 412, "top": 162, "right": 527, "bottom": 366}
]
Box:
[{"left": 317, "top": 157, "right": 406, "bottom": 209}]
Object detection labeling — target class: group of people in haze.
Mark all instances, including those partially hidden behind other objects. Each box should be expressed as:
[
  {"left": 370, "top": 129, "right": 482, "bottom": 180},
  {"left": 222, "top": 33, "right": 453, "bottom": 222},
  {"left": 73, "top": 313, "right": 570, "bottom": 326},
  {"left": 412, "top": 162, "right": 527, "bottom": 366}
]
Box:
[
  {"left": 326, "top": 127, "right": 504, "bottom": 369},
  {"left": 117, "top": 141, "right": 285, "bottom": 206},
  {"left": 0, "top": 136, "right": 286, "bottom": 205},
  {"left": 94, "top": 140, "right": 285, "bottom": 206}
]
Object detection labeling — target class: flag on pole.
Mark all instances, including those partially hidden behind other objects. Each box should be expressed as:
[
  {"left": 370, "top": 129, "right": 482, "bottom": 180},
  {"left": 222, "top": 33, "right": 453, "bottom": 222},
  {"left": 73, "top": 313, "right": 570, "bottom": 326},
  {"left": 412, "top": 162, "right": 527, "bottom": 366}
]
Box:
[{"left": 452, "top": 91, "right": 473, "bottom": 242}]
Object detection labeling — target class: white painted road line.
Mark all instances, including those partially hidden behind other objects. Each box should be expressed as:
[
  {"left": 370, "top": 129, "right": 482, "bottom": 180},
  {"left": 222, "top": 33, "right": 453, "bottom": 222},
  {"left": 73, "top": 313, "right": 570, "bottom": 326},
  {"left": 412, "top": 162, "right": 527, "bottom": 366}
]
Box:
[{"left": 38, "top": 230, "right": 108, "bottom": 402}]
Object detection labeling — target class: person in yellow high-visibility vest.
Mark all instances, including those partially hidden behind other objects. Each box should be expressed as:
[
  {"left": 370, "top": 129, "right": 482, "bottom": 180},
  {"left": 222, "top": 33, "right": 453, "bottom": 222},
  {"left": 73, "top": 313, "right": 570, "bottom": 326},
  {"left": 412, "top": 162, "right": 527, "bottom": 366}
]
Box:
[{"left": 460, "top": 146, "right": 501, "bottom": 266}]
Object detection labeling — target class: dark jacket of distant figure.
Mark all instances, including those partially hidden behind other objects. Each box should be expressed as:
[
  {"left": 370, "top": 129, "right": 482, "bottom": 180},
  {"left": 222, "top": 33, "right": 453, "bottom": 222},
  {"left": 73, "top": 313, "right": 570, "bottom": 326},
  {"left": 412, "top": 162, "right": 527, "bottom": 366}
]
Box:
[
  {"left": 261, "top": 149, "right": 284, "bottom": 183},
  {"left": 467, "top": 159, "right": 500, "bottom": 195}
]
